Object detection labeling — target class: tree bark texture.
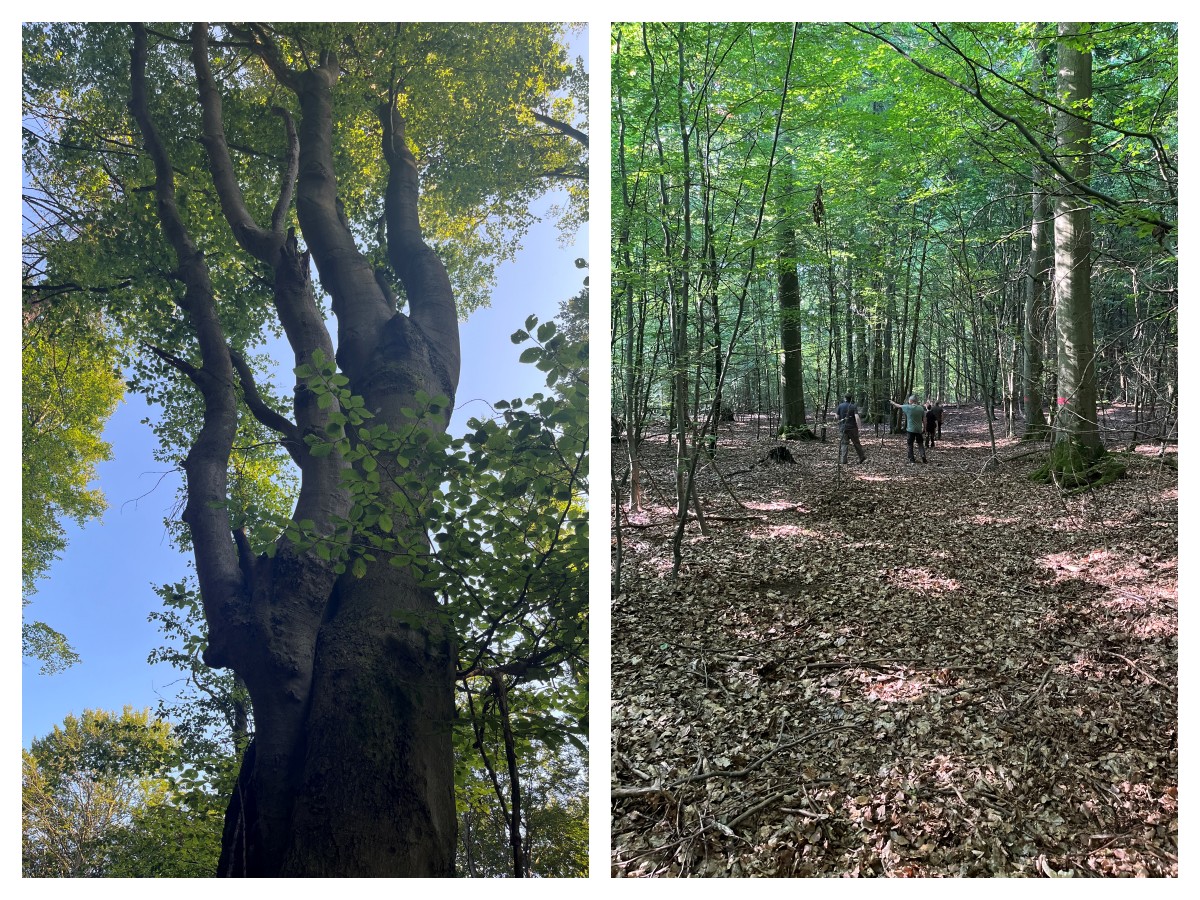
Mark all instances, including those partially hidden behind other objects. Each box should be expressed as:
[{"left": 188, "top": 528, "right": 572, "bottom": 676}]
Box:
[
  {"left": 133, "top": 26, "right": 458, "bottom": 876},
  {"left": 777, "top": 221, "right": 808, "bottom": 430},
  {"left": 1052, "top": 23, "right": 1102, "bottom": 452}
]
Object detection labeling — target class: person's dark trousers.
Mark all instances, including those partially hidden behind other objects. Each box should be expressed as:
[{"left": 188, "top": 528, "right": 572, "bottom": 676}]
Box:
[
  {"left": 925, "top": 432, "right": 935, "bottom": 449},
  {"left": 907, "top": 431, "right": 927, "bottom": 462},
  {"left": 840, "top": 428, "right": 866, "bottom": 463}
]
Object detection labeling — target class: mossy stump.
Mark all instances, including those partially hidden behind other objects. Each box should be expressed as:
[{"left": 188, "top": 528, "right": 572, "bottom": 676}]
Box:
[
  {"left": 778, "top": 425, "right": 817, "bottom": 441},
  {"left": 1030, "top": 439, "right": 1125, "bottom": 492}
]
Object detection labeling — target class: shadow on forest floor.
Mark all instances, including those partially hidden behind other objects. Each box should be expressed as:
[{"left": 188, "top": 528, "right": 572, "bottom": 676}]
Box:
[{"left": 611, "top": 406, "right": 1177, "bottom": 877}]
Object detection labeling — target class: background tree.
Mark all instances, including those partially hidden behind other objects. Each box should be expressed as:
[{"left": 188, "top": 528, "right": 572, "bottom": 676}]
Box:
[
  {"left": 23, "top": 21, "right": 586, "bottom": 876},
  {"left": 612, "top": 21, "right": 1175, "bottom": 516},
  {"left": 22, "top": 707, "right": 194, "bottom": 876}
]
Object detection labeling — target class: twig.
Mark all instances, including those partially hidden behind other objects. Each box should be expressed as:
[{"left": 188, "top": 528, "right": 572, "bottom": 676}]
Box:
[
  {"left": 612, "top": 723, "right": 855, "bottom": 798},
  {"left": 1099, "top": 650, "right": 1167, "bottom": 687},
  {"left": 726, "top": 790, "right": 789, "bottom": 830}
]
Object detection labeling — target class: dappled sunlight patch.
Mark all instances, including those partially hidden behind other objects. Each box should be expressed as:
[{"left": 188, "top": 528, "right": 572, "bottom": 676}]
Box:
[
  {"left": 622, "top": 504, "right": 676, "bottom": 527},
  {"left": 1092, "top": 599, "right": 1176, "bottom": 640},
  {"left": 889, "top": 567, "right": 961, "bottom": 595},
  {"left": 1055, "top": 650, "right": 1109, "bottom": 682},
  {"left": 754, "top": 523, "right": 821, "bottom": 541},
  {"left": 966, "top": 514, "right": 1022, "bottom": 527},
  {"left": 852, "top": 668, "right": 931, "bottom": 704},
  {"left": 744, "top": 499, "right": 798, "bottom": 512}
]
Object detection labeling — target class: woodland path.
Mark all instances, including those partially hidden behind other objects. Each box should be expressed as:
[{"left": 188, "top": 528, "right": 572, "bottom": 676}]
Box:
[{"left": 611, "top": 407, "right": 1177, "bottom": 877}]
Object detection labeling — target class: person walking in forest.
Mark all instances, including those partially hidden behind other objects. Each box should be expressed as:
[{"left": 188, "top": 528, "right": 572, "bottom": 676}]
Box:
[
  {"left": 933, "top": 401, "right": 944, "bottom": 439},
  {"left": 836, "top": 393, "right": 867, "bottom": 464},
  {"left": 924, "top": 402, "right": 939, "bottom": 450},
  {"left": 890, "top": 395, "right": 927, "bottom": 463}
]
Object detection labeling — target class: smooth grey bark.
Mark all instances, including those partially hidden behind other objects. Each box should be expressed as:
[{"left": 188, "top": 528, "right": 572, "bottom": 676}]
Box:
[{"left": 1052, "top": 23, "right": 1102, "bottom": 452}]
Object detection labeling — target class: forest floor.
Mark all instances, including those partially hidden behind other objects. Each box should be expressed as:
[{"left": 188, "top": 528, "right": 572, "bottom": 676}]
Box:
[{"left": 610, "top": 406, "right": 1178, "bottom": 877}]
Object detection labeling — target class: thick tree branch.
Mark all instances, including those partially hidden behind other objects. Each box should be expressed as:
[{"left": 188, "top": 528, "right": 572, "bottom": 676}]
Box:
[
  {"left": 191, "top": 23, "right": 296, "bottom": 262},
  {"left": 531, "top": 111, "right": 588, "bottom": 149},
  {"left": 232, "top": 23, "right": 298, "bottom": 92},
  {"left": 850, "top": 24, "right": 1174, "bottom": 236},
  {"left": 286, "top": 59, "right": 393, "bottom": 371},
  {"left": 379, "top": 102, "right": 461, "bottom": 394},
  {"left": 130, "top": 22, "right": 245, "bottom": 667},
  {"left": 228, "top": 348, "right": 303, "bottom": 464}
]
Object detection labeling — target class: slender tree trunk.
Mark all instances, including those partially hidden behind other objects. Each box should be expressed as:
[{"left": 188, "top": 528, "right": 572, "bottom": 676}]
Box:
[
  {"left": 1024, "top": 160, "right": 1053, "bottom": 438},
  {"left": 1022, "top": 34, "right": 1051, "bottom": 441}
]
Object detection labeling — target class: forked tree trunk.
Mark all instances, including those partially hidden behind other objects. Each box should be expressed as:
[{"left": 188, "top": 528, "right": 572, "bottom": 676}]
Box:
[{"left": 134, "top": 27, "right": 458, "bottom": 876}]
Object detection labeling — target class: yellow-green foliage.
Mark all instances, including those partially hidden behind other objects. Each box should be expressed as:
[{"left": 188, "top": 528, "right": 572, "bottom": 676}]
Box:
[{"left": 22, "top": 312, "right": 124, "bottom": 672}]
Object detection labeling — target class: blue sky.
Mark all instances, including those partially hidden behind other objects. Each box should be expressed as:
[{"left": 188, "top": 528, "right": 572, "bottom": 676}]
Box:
[{"left": 19, "top": 25, "right": 590, "bottom": 748}]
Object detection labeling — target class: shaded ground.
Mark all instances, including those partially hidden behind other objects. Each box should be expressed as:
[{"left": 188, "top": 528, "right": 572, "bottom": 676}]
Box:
[{"left": 610, "top": 407, "right": 1177, "bottom": 877}]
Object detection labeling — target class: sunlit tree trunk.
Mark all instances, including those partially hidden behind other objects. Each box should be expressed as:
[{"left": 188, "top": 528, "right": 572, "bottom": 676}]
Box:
[{"left": 1051, "top": 22, "right": 1102, "bottom": 454}]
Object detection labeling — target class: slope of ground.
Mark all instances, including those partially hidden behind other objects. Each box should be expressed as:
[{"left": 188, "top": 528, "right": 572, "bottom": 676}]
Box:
[{"left": 611, "top": 408, "right": 1177, "bottom": 877}]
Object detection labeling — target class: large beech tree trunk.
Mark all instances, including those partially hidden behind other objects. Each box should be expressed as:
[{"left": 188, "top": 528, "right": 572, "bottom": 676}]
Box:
[
  {"left": 132, "top": 26, "right": 458, "bottom": 876},
  {"left": 1052, "top": 23, "right": 1102, "bottom": 453}
]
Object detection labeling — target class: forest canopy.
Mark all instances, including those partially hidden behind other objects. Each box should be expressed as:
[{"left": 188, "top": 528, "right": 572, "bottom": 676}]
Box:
[{"left": 612, "top": 20, "right": 1175, "bottom": 487}]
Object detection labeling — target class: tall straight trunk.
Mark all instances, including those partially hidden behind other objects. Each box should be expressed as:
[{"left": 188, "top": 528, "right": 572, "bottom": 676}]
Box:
[
  {"left": 671, "top": 24, "right": 692, "bottom": 567},
  {"left": 844, "top": 262, "right": 854, "bottom": 395},
  {"left": 1024, "top": 172, "right": 1052, "bottom": 434},
  {"left": 615, "top": 31, "right": 644, "bottom": 513},
  {"left": 778, "top": 220, "right": 809, "bottom": 433},
  {"left": 1052, "top": 23, "right": 1102, "bottom": 452}
]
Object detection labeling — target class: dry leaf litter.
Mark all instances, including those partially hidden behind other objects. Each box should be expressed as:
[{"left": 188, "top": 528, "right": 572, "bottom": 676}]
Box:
[{"left": 611, "top": 407, "right": 1177, "bottom": 877}]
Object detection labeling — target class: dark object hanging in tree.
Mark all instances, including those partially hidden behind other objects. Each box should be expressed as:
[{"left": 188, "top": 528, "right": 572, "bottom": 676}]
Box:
[{"left": 812, "top": 183, "right": 824, "bottom": 227}]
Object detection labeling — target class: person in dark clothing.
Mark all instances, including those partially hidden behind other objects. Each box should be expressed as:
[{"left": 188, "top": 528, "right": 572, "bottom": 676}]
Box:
[
  {"left": 932, "top": 401, "right": 944, "bottom": 439},
  {"left": 924, "top": 403, "right": 939, "bottom": 449},
  {"left": 835, "top": 393, "right": 867, "bottom": 464},
  {"left": 889, "top": 395, "right": 927, "bottom": 463}
]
